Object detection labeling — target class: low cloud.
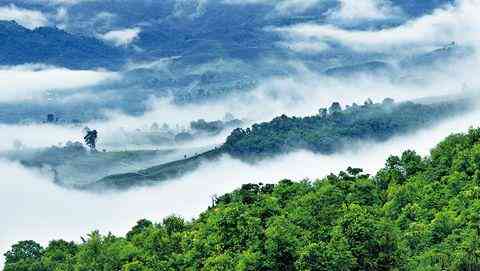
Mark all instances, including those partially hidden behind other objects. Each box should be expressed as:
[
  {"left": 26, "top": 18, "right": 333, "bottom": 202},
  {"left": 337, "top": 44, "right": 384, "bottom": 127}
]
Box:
[
  {"left": 99, "top": 27, "right": 141, "bottom": 47},
  {"left": 30, "top": 0, "right": 94, "bottom": 6},
  {"left": 77, "top": 52, "right": 479, "bottom": 151},
  {"left": 0, "top": 124, "right": 81, "bottom": 151},
  {"left": 222, "top": 0, "right": 325, "bottom": 15},
  {"left": 0, "top": 50, "right": 474, "bottom": 152},
  {"left": 0, "top": 64, "right": 118, "bottom": 103},
  {"left": 272, "top": 0, "right": 324, "bottom": 14},
  {"left": 326, "top": 0, "right": 402, "bottom": 23},
  {"left": 278, "top": 40, "right": 331, "bottom": 53},
  {"left": 222, "top": 0, "right": 401, "bottom": 17},
  {"left": 0, "top": 4, "right": 48, "bottom": 29},
  {"left": 276, "top": 0, "right": 478, "bottom": 54}
]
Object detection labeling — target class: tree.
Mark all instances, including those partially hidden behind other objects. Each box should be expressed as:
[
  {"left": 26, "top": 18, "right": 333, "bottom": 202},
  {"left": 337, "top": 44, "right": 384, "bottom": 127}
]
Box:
[
  {"left": 4, "top": 241, "right": 44, "bottom": 265},
  {"left": 337, "top": 205, "right": 401, "bottom": 270},
  {"left": 41, "top": 240, "right": 78, "bottom": 270},
  {"left": 122, "top": 261, "right": 151, "bottom": 271},
  {"left": 329, "top": 102, "right": 342, "bottom": 115},
  {"left": 46, "top": 114, "right": 55, "bottom": 123},
  {"left": 203, "top": 254, "right": 235, "bottom": 271},
  {"left": 150, "top": 122, "right": 159, "bottom": 131},
  {"left": 265, "top": 217, "right": 302, "bottom": 270},
  {"left": 318, "top": 108, "right": 327, "bottom": 118},
  {"left": 84, "top": 129, "right": 98, "bottom": 151},
  {"left": 382, "top": 98, "right": 395, "bottom": 106},
  {"left": 364, "top": 98, "right": 374, "bottom": 106},
  {"left": 126, "top": 219, "right": 154, "bottom": 240},
  {"left": 4, "top": 240, "right": 44, "bottom": 271},
  {"left": 162, "top": 216, "right": 186, "bottom": 235},
  {"left": 295, "top": 241, "right": 355, "bottom": 271}
]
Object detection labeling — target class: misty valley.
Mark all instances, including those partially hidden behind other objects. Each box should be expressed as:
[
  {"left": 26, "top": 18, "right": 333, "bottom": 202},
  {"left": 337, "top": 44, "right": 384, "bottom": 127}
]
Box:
[
  {"left": 91, "top": 97, "right": 472, "bottom": 190},
  {"left": 2, "top": 114, "right": 244, "bottom": 186},
  {"left": 1, "top": 96, "right": 471, "bottom": 191},
  {"left": 2, "top": 0, "right": 480, "bottom": 270}
]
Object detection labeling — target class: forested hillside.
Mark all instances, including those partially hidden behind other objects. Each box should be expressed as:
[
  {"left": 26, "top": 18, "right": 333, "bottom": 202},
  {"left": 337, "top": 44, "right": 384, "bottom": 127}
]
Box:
[
  {"left": 223, "top": 98, "right": 467, "bottom": 158},
  {"left": 6, "top": 128, "right": 480, "bottom": 270},
  {"left": 91, "top": 98, "right": 470, "bottom": 190}
]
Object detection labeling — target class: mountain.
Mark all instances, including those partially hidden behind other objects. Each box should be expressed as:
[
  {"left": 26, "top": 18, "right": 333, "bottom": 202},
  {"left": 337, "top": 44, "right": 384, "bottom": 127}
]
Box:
[
  {"left": 0, "top": 20, "right": 125, "bottom": 69},
  {"left": 401, "top": 42, "right": 472, "bottom": 68},
  {"left": 6, "top": 126, "right": 480, "bottom": 270},
  {"left": 391, "top": 0, "right": 455, "bottom": 16},
  {"left": 88, "top": 97, "right": 471, "bottom": 190},
  {"left": 0, "top": 0, "right": 456, "bottom": 70},
  {"left": 323, "top": 61, "right": 393, "bottom": 77}
]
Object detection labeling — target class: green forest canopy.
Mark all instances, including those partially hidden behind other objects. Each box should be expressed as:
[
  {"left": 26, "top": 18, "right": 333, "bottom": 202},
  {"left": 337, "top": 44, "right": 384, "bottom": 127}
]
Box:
[
  {"left": 91, "top": 98, "right": 470, "bottom": 190},
  {"left": 223, "top": 98, "right": 468, "bottom": 158},
  {"left": 5, "top": 127, "right": 480, "bottom": 270}
]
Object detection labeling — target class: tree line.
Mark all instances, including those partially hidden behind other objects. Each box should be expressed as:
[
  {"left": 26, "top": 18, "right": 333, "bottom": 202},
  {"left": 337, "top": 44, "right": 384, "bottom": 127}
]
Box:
[
  {"left": 223, "top": 98, "right": 467, "bottom": 158},
  {"left": 5, "top": 127, "right": 480, "bottom": 270}
]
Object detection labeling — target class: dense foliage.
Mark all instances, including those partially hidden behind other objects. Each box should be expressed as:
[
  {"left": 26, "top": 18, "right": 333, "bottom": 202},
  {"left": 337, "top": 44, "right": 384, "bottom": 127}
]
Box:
[
  {"left": 92, "top": 98, "right": 469, "bottom": 190},
  {"left": 223, "top": 99, "right": 467, "bottom": 158},
  {"left": 6, "top": 127, "right": 480, "bottom": 270}
]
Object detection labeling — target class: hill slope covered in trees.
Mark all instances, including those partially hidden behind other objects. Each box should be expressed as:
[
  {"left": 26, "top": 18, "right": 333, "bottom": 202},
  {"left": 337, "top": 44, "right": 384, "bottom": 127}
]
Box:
[
  {"left": 90, "top": 98, "right": 470, "bottom": 190},
  {"left": 5, "top": 127, "right": 480, "bottom": 270},
  {"left": 222, "top": 99, "right": 466, "bottom": 158}
]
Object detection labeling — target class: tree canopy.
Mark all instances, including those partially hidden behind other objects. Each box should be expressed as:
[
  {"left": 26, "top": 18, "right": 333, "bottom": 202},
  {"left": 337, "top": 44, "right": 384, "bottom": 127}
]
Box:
[
  {"left": 5, "top": 127, "right": 480, "bottom": 270},
  {"left": 223, "top": 99, "right": 467, "bottom": 158}
]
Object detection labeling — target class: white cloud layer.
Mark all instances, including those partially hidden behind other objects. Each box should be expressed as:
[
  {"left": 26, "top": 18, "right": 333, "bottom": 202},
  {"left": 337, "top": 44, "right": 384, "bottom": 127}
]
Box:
[
  {"left": 0, "top": 4, "right": 48, "bottom": 29},
  {"left": 99, "top": 27, "right": 141, "bottom": 47},
  {"left": 0, "top": 64, "right": 118, "bottom": 103},
  {"left": 277, "top": 0, "right": 479, "bottom": 54},
  {"left": 327, "top": 0, "right": 402, "bottom": 22},
  {"left": 31, "top": 0, "right": 93, "bottom": 6},
  {"left": 222, "top": 0, "right": 325, "bottom": 14}
]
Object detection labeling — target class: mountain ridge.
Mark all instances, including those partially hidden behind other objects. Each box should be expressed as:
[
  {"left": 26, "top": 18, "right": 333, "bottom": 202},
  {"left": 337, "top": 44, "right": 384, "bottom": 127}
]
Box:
[
  {"left": 87, "top": 97, "right": 471, "bottom": 190},
  {"left": 0, "top": 20, "right": 125, "bottom": 70}
]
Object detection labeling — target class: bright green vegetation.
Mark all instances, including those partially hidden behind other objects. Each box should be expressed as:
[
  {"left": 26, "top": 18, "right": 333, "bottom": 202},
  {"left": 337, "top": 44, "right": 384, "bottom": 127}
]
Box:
[
  {"left": 6, "top": 128, "right": 480, "bottom": 270},
  {"left": 223, "top": 99, "right": 468, "bottom": 157},
  {"left": 91, "top": 98, "right": 470, "bottom": 190}
]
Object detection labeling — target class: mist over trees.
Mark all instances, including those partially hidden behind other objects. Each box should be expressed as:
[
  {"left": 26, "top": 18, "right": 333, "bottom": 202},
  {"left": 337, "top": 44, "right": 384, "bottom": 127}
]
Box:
[
  {"left": 89, "top": 98, "right": 470, "bottom": 190},
  {"left": 5, "top": 128, "right": 480, "bottom": 270},
  {"left": 223, "top": 99, "right": 468, "bottom": 158}
]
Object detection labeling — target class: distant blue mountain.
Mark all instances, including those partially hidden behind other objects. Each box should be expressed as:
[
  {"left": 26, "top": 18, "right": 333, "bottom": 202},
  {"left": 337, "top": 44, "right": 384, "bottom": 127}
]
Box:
[
  {"left": 0, "top": 20, "right": 125, "bottom": 69},
  {"left": 401, "top": 43, "right": 472, "bottom": 68},
  {"left": 0, "top": 0, "right": 456, "bottom": 69},
  {"left": 324, "top": 61, "right": 393, "bottom": 77},
  {"left": 322, "top": 43, "right": 471, "bottom": 78},
  {"left": 391, "top": 0, "right": 455, "bottom": 17},
  {"left": 0, "top": 0, "right": 464, "bottom": 125}
]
